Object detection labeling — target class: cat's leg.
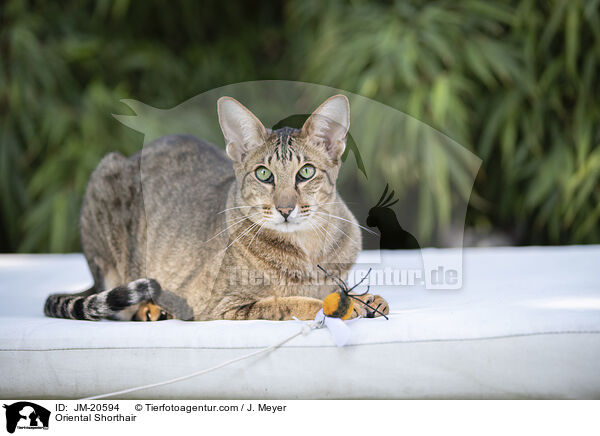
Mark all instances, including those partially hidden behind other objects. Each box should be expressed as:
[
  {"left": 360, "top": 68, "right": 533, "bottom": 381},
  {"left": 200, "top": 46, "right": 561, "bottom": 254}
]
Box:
[
  {"left": 349, "top": 294, "right": 390, "bottom": 319},
  {"left": 222, "top": 296, "right": 323, "bottom": 321},
  {"left": 44, "top": 278, "right": 162, "bottom": 321}
]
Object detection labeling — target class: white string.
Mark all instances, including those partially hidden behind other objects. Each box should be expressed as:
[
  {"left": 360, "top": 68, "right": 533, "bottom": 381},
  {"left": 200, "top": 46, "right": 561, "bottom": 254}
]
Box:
[{"left": 80, "top": 320, "right": 321, "bottom": 400}]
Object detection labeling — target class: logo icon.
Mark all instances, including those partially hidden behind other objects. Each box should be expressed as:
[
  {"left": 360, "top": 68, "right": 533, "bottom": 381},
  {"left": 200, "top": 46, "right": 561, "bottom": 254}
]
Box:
[
  {"left": 367, "top": 184, "right": 421, "bottom": 250},
  {"left": 3, "top": 402, "right": 50, "bottom": 434}
]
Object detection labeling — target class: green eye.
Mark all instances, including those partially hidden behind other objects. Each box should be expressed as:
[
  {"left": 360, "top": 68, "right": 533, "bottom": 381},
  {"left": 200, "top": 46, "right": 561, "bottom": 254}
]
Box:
[
  {"left": 297, "top": 164, "right": 316, "bottom": 181},
  {"left": 255, "top": 166, "right": 273, "bottom": 182}
]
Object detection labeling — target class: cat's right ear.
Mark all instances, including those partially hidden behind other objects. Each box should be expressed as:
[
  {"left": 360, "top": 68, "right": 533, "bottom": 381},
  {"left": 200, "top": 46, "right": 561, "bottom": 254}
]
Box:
[{"left": 217, "top": 97, "right": 267, "bottom": 162}]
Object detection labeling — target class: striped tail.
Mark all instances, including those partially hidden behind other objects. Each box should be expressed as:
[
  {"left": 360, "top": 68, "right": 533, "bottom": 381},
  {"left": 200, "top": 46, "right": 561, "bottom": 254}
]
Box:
[{"left": 44, "top": 278, "right": 161, "bottom": 321}]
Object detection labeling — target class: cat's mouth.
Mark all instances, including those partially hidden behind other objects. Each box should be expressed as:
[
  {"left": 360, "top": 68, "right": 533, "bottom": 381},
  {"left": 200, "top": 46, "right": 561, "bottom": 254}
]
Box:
[{"left": 260, "top": 205, "right": 311, "bottom": 233}]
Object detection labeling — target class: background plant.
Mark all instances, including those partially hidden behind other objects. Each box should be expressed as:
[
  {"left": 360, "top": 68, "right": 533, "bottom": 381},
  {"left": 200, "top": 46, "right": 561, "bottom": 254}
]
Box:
[{"left": 1, "top": 0, "right": 598, "bottom": 252}]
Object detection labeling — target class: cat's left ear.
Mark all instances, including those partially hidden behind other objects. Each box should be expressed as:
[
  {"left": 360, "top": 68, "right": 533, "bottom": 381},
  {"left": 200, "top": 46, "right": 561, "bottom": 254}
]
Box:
[
  {"left": 301, "top": 95, "right": 350, "bottom": 161},
  {"left": 218, "top": 97, "right": 267, "bottom": 162}
]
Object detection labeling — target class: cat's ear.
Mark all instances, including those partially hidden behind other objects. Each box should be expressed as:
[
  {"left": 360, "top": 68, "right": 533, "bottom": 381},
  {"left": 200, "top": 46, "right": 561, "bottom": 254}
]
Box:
[
  {"left": 301, "top": 95, "right": 350, "bottom": 161},
  {"left": 217, "top": 97, "right": 267, "bottom": 162}
]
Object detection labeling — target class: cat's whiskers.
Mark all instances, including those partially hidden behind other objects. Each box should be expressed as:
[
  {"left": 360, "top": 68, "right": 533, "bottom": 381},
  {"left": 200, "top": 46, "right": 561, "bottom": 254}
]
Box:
[
  {"left": 312, "top": 214, "right": 359, "bottom": 245},
  {"left": 311, "top": 217, "right": 344, "bottom": 256},
  {"left": 308, "top": 218, "right": 344, "bottom": 265},
  {"left": 224, "top": 211, "right": 262, "bottom": 224},
  {"left": 205, "top": 212, "right": 263, "bottom": 243},
  {"left": 216, "top": 205, "right": 254, "bottom": 215},
  {"left": 247, "top": 219, "right": 267, "bottom": 250},
  {"left": 315, "top": 222, "right": 344, "bottom": 264},
  {"left": 313, "top": 211, "right": 378, "bottom": 235},
  {"left": 302, "top": 201, "right": 354, "bottom": 220},
  {"left": 307, "top": 220, "right": 328, "bottom": 253},
  {"left": 309, "top": 201, "right": 349, "bottom": 208},
  {"left": 221, "top": 219, "right": 263, "bottom": 254}
]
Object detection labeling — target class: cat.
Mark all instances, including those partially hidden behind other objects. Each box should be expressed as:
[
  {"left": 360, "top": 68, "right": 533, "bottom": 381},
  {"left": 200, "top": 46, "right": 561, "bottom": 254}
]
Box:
[{"left": 43, "top": 95, "right": 389, "bottom": 321}]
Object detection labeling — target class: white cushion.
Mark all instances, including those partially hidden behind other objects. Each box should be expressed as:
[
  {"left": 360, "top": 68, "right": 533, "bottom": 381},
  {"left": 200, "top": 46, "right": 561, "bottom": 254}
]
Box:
[{"left": 0, "top": 246, "right": 599, "bottom": 399}]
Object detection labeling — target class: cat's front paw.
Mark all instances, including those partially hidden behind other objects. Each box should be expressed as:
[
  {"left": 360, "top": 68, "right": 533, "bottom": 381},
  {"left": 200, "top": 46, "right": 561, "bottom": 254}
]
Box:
[
  {"left": 350, "top": 294, "right": 390, "bottom": 319},
  {"left": 133, "top": 302, "right": 171, "bottom": 321}
]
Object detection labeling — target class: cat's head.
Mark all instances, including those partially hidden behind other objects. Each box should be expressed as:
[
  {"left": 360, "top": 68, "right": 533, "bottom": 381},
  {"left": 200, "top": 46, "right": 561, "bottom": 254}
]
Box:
[{"left": 217, "top": 95, "right": 350, "bottom": 233}]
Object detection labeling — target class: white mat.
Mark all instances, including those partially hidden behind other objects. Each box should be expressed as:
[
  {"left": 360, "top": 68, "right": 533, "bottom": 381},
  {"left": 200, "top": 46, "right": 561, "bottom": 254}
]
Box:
[{"left": 1, "top": 246, "right": 599, "bottom": 399}]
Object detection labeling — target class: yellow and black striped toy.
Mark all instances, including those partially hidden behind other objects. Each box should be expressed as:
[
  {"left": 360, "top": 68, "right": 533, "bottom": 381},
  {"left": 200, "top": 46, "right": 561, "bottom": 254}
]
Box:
[
  {"left": 322, "top": 290, "right": 354, "bottom": 320},
  {"left": 317, "top": 265, "right": 389, "bottom": 320}
]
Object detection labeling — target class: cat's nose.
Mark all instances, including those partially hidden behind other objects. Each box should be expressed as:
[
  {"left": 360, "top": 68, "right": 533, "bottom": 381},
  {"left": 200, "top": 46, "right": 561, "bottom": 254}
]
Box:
[{"left": 277, "top": 206, "right": 294, "bottom": 220}]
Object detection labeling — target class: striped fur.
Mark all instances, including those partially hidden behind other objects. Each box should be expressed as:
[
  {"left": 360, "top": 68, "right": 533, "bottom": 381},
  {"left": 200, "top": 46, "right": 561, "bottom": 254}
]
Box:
[
  {"left": 41, "top": 95, "right": 390, "bottom": 322},
  {"left": 44, "top": 279, "right": 161, "bottom": 321},
  {"left": 273, "top": 127, "right": 297, "bottom": 161}
]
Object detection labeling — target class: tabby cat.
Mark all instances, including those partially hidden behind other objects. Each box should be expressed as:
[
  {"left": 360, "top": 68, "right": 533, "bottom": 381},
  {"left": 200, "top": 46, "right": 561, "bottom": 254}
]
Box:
[{"left": 44, "top": 95, "right": 389, "bottom": 321}]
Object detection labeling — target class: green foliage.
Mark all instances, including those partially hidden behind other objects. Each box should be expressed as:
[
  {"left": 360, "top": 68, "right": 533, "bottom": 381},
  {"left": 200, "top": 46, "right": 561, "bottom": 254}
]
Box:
[
  {"left": 1, "top": 0, "right": 289, "bottom": 252},
  {"left": 1, "top": 0, "right": 599, "bottom": 252},
  {"left": 290, "top": 0, "right": 600, "bottom": 244}
]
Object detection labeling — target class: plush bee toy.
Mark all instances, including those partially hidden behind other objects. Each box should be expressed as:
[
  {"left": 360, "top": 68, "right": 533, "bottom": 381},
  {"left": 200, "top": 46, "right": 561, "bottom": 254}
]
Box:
[
  {"left": 317, "top": 265, "right": 389, "bottom": 320},
  {"left": 322, "top": 289, "right": 354, "bottom": 320}
]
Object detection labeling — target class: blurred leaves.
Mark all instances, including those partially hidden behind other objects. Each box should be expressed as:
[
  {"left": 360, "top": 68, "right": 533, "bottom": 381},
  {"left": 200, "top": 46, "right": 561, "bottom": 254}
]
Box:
[
  {"left": 1, "top": 0, "right": 599, "bottom": 252},
  {"left": 0, "top": 0, "right": 288, "bottom": 252},
  {"left": 290, "top": 0, "right": 600, "bottom": 244}
]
